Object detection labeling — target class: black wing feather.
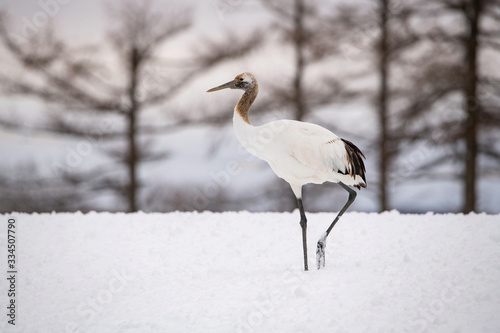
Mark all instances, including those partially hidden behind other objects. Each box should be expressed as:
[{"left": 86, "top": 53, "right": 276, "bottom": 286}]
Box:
[{"left": 341, "top": 138, "right": 367, "bottom": 190}]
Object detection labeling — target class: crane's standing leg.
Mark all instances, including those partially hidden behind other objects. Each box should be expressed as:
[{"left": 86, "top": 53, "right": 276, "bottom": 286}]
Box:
[
  {"left": 316, "top": 182, "right": 357, "bottom": 269},
  {"left": 297, "top": 198, "right": 308, "bottom": 271}
]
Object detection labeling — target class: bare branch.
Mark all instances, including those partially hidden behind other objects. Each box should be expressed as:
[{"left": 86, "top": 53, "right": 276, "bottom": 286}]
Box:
[
  {"left": 142, "top": 31, "right": 263, "bottom": 107},
  {"left": 0, "top": 113, "right": 124, "bottom": 139},
  {"left": 260, "top": 0, "right": 294, "bottom": 20},
  {"left": 107, "top": 0, "right": 192, "bottom": 59}
]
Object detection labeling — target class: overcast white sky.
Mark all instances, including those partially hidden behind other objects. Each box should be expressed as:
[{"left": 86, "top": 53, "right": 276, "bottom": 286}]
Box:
[{"left": 0, "top": 0, "right": 270, "bottom": 42}]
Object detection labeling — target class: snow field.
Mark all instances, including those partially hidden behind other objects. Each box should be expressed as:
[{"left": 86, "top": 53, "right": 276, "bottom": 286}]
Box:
[{"left": 0, "top": 211, "right": 499, "bottom": 333}]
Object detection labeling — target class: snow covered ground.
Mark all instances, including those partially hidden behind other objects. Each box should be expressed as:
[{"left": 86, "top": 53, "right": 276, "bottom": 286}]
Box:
[{"left": 1, "top": 211, "right": 499, "bottom": 333}]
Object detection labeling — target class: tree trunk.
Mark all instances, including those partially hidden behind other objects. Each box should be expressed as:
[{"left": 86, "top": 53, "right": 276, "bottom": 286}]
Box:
[
  {"left": 127, "top": 48, "right": 140, "bottom": 212},
  {"left": 377, "top": 0, "right": 390, "bottom": 211},
  {"left": 462, "top": 0, "right": 481, "bottom": 213},
  {"left": 127, "top": 110, "right": 138, "bottom": 212},
  {"left": 293, "top": 0, "right": 306, "bottom": 121}
]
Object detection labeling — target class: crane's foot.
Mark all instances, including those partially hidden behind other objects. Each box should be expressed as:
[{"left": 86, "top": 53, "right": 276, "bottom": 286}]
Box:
[{"left": 316, "top": 235, "right": 326, "bottom": 269}]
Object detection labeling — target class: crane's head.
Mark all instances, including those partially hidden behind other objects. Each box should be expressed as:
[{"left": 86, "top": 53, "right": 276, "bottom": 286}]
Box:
[{"left": 207, "top": 72, "right": 255, "bottom": 93}]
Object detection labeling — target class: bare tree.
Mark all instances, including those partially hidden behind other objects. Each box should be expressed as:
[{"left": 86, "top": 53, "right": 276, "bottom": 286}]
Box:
[
  {"left": 377, "top": 0, "right": 392, "bottom": 211},
  {"left": 399, "top": 0, "right": 500, "bottom": 212},
  {"left": 319, "top": 0, "right": 420, "bottom": 211},
  {"left": 260, "top": 0, "right": 355, "bottom": 122},
  {"left": 247, "top": 0, "right": 369, "bottom": 213},
  {"left": 0, "top": 1, "right": 261, "bottom": 212}
]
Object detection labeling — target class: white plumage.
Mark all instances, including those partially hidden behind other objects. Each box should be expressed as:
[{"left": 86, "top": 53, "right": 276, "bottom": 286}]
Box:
[
  {"left": 208, "top": 72, "right": 366, "bottom": 271},
  {"left": 234, "top": 116, "right": 366, "bottom": 197}
]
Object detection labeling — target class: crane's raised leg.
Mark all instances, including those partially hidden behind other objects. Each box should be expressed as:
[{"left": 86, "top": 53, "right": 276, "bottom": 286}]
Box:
[
  {"left": 316, "top": 182, "right": 357, "bottom": 269},
  {"left": 297, "top": 198, "right": 308, "bottom": 271}
]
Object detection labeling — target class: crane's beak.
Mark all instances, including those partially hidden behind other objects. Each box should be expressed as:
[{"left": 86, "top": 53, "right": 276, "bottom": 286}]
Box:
[{"left": 207, "top": 80, "right": 233, "bottom": 92}]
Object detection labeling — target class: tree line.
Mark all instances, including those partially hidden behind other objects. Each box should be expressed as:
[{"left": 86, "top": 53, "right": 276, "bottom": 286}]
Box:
[{"left": 0, "top": 0, "right": 499, "bottom": 213}]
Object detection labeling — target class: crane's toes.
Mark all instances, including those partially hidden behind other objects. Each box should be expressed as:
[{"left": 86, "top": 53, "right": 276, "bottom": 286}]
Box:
[{"left": 316, "top": 237, "right": 326, "bottom": 269}]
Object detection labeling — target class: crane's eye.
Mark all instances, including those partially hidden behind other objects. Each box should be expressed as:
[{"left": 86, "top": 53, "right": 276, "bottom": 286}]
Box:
[{"left": 239, "top": 78, "right": 244, "bottom": 81}]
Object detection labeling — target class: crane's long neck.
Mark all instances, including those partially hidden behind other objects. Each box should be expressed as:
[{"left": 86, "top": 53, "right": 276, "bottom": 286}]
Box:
[
  {"left": 235, "top": 84, "right": 258, "bottom": 125},
  {"left": 233, "top": 83, "right": 260, "bottom": 158}
]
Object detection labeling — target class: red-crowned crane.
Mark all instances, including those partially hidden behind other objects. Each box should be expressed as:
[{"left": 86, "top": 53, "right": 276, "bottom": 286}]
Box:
[{"left": 207, "top": 72, "right": 366, "bottom": 271}]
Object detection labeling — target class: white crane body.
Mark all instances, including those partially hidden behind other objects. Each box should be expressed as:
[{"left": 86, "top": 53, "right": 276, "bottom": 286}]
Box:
[{"left": 234, "top": 112, "right": 365, "bottom": 198}]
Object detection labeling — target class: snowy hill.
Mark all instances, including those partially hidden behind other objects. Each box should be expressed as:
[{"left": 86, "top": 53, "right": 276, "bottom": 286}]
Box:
[{"left": 1, "top": 211, "right": 499, "bottom": 332}]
